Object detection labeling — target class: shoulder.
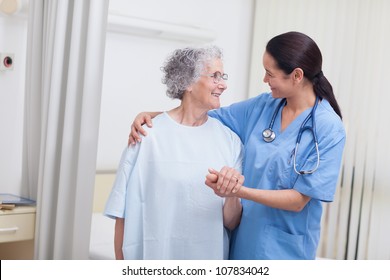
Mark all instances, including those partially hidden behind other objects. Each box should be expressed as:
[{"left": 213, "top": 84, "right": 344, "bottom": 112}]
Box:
[
  {"left": 250, "top": 92, "right": 276, "bottom": 105},
  {"left": 212, "top": 92, "right": 276, "bottom": 121},
  {"left": 207, "top": 118, "right": 243, "bottom": 160},
  {"left": 208, "top": 117, "right": 241, "bottom": 142},
  {"left": 147, "top": 112, "right": 167, "bottom": 126},
  {"left": 316, "top": 99, "right": 346, "bottom": 141},
  {"left": 234, "top": 92, "right": 279, "bottom": 116},
  {"left": 235, "top": 92, "right": 273, "bottom": 108},
  {"left": 317, "top": 100, "right": 345, "bottom": 130},
  {"left": 141, "top": 112, "right": 168, "bottom": 134}
]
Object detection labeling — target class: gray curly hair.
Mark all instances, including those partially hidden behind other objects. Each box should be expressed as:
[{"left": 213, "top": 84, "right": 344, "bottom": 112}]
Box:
[{"left": 161, "top": 45, "right": 223, "bottom": 100}]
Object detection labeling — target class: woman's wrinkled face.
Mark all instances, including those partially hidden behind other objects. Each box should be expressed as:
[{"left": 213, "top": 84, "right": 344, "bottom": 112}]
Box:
[
  {"left": 262, "top": 51, "right": 294, "bottom": 99},
  {"left": 189, "top": 58, "right": 227, "bottom": 111}
]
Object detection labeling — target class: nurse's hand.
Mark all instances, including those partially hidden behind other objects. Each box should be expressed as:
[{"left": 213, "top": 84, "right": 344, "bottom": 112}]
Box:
[
  {"left": 205, "top": 167, "right": 244, "bottom": 196},
  {"left": 128, "top": 112, "right": 159, "bottom": 146}
]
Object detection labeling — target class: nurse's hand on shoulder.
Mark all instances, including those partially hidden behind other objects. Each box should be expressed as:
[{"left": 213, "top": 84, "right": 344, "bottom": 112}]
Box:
[
  {"left": 205, "top": 167, "right": 244, "bottom": 196},
  {"left": 128, "top": 112, "right": 153, "bottom": 146}
]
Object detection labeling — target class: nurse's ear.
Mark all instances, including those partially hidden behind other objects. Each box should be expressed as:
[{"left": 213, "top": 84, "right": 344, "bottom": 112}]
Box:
[{"left": 292, "top": 68, "right": 304, "bottom": 83}]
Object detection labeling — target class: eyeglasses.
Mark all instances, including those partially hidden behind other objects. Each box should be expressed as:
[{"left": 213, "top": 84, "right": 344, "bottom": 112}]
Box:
[{"left": 204, "top": 71, "right": 228, "bottom": 84}]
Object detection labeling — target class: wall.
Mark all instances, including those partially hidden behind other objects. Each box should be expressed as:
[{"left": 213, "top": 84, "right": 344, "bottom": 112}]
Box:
[
  {"left": 0, "top": 5, "right": 28, "bottom": 195},
  {"left": 96, "top": 0, "right": 254, "bottom": 170}
]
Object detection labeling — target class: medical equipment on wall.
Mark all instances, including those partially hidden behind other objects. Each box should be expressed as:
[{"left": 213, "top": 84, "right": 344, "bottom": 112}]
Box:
[
  {"left": 0, "top": 53, "right": 14, "bottom": 71},
  {"left": 262, "top": 97, "right": 320, "bottom": 175}
]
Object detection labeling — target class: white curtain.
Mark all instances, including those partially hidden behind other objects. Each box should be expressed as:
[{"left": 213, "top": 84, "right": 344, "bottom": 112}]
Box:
[
  {"left": 23, "top": 0, "right": 109, "bottom": 259},
  {"left": 250, "top": 0, "right": 390, "bottom": 259}
]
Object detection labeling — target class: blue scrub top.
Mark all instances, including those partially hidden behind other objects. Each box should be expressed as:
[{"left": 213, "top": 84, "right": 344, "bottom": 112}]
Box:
[{"left": 209, "top": 93, "right": 346, "bottom": 259}]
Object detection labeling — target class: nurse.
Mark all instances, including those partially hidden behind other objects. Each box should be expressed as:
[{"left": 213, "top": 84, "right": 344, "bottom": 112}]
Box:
[
  {"left": 105, "top": 46, "right": 243, "bottom": 260},
  {"left": 128, "top": 31, "right": 346, "bottom": 259},
  {"left": 205, "top": 31, "right": 346, "bottom": 259}
]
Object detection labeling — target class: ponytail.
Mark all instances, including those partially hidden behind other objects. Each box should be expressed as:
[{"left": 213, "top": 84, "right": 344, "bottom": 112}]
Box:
[{"left": 312, "top": 73, "right": 342, "bottom": 120}]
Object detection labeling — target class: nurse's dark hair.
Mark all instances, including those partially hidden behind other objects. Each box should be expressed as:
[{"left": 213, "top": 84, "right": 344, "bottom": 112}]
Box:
[
  {"left": 161, "top": 45, "right": 223, "bottom": 100},
  {"left": 266, "top": 31, "right": 342, "bottom": 119}
]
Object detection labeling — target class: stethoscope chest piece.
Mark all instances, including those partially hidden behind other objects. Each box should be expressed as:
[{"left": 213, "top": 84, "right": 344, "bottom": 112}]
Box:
[
  {"left": 262, "top": 98, "right": 286, "bottom": 143},
  {"left": 262, "top": 128, "right": 276, "bottom": 142}
]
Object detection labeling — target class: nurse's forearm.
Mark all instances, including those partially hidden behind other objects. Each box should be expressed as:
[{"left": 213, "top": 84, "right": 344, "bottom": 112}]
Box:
[{"left": 237, "top": 187, "right": 310, "bottom": 212}]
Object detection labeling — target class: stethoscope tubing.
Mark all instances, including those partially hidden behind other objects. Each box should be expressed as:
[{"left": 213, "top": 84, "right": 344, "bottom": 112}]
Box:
[{"left": 262, "top": 96, "right": 320, "bottom": 175}]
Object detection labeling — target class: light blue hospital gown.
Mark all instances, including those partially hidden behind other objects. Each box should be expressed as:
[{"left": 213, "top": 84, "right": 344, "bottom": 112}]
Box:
[
  {"left": 209, "top": 93, "right": 346, "bottom": 259},
  {"left": 104, "top": 112, "right": 243, "bottom": 260}
]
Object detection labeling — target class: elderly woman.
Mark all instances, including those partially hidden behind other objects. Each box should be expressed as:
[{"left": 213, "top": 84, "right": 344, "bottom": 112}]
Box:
[{"left": 104, "top": 46, "right": 243, "bottom": 260}]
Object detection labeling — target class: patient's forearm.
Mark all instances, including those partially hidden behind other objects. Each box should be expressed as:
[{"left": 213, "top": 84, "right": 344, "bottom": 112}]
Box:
[
  {"left": 114, "top": 218, "right": 125, "bottom": 260},
  {"left": 223, "top": 197, "right": 242, "bottom": 230}
]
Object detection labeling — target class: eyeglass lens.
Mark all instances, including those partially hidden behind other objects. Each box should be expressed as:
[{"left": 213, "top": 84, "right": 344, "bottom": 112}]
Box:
[{"left": 212, "top": 72, "right": 228, "bottom": 83}]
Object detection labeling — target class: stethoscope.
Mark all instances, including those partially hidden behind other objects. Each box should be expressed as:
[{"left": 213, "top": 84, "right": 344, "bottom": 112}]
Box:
[{"left": 262, "top": 97, "right": 320, "bottom": 175}]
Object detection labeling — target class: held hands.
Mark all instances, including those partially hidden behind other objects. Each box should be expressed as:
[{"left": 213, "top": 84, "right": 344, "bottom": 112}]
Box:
[
  {"left": 205, "top": 166, "right": 244, "bottom": 197},
  {"left": 128, "top": 112, "right": 153, "bottom": 146}
]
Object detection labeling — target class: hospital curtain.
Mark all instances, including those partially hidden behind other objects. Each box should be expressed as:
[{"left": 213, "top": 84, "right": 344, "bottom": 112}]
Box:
[
  {"left": 23, "top": 0, "right": 108, "bottom": 259},
  {"left": 250, "top": 0, "right": 390, "bottom": 259}
]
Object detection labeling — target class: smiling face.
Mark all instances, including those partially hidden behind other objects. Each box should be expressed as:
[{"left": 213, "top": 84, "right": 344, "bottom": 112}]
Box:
[
  {"left": 188, "top": 58, "right": 227, "bottom": 111},
  {"left": 262, "top": 51, "right": 295, "bottom": 99}
]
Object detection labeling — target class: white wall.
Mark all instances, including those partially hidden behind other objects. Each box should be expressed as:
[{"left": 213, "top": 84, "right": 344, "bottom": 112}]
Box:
[
  {"left": 96, "top": 0, "right": 254, "bottom": 170},
  {"left": 0, "top": 10, "right": 28, "bottom": 195}
]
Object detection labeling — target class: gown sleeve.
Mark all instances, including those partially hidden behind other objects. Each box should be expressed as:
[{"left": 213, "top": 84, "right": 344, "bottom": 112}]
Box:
[{"left": 104, "top": 143, "right": 142, "bottom": 219}]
